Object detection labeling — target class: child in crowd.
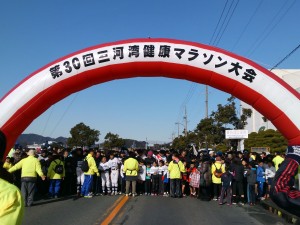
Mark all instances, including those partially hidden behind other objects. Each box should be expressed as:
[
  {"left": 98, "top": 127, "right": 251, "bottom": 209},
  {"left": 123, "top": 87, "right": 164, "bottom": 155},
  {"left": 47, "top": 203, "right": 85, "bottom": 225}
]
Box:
[
  {"left": 256, "top": 161, "right": 266, "bottom": 200},
  {"left": 219, "top": 166, "right": 233, "bottom": 205},
  {"left": 246, "top": 162, "right": 257, "bottom": 206},
  {"left": 99, "top": 156, "right": 111, "bottom": 195},
  {"left": 181, "top": 161, "right": 188, "bottom": 197},
  {"left": 108, "top": 153, "right": 120, "bottom": 195},
  {"left": 120, "top": 159, "right": 126, "bottom": 194},
  {"left": 188, "top": 162, "right": 200, "bottom": 197},
  {"left": 158, "top": 160, "right": 167, "bottom": 195},
  {"left": 137, "top": 160, "right": 146, "bottom": 195},
  {"left": 145, "top": 163, "right": 152, "bottom": 195},
  {"left": 265, "top": 161, "right": 276, "bottom": 199},
  {"left": 150, "top": 161, "right": 159, "bottom": 195},
  {"left": 163, "top": 161, "right": 170, "bottom": 196}
]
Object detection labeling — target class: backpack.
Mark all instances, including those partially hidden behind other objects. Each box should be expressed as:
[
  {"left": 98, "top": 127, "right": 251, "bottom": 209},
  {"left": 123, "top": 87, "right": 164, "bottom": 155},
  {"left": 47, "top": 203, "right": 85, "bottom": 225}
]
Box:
[
  {"left": 54, "top": 160, "right": 64, "bottom": 174},
  {"left": 81, "top": 158, "right": 89, "bottom": 172},
  {"left": 213, "top": 163, "right": 223, "bottom": 178}
]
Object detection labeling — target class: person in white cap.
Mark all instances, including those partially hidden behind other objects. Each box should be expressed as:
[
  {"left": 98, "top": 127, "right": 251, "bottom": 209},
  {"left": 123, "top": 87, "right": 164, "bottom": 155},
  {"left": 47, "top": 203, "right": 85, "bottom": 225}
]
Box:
[{"left": 9, "top": 149, "right": 46, "bottom": 207}]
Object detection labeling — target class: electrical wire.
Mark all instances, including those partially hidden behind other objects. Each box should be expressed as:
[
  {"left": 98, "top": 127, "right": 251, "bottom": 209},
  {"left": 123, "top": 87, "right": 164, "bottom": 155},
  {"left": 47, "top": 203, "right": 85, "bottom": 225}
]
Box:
[
  {"left": 214, "top": 0, "right": 240, "bottom": 46},
  {"left": 246, "top": 0, "right": 296, "bottom": 57},
  {"left": 231, "top": 0, "right": 263, "bottom": 51},
  {"left": 210, "top": 0, "right": 229, "bottom": 45},
  {"left": 48, "top": 93, "right": 79, "bottom": 137},
  {"left": 270, "top": 43, "right": 300, "bottom": 71}
]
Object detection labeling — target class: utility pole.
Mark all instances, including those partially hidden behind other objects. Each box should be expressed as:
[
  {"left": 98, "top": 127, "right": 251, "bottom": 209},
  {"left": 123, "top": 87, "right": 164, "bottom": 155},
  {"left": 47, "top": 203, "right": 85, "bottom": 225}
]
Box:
[
  {"left": 205, "top": 85, "right": 208, "bottom": 118},
  {"left": 184, "top": 106, "right": 188, "bottom": 137},
  {"left": 175, "top": 122, "right": 180, "bottom": 137}
]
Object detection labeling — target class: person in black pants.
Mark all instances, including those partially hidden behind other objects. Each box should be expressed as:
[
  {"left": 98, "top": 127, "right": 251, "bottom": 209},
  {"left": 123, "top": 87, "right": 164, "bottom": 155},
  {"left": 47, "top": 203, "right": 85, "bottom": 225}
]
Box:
[{"left": 168, "top": 153, "right": 185, "bottom": 198}]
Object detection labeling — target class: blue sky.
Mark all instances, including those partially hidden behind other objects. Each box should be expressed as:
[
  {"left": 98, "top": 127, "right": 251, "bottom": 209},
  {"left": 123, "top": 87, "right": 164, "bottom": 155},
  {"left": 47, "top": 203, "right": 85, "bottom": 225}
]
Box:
[{"left": 1, "top": 0, "right": 300, "bottom": 143}]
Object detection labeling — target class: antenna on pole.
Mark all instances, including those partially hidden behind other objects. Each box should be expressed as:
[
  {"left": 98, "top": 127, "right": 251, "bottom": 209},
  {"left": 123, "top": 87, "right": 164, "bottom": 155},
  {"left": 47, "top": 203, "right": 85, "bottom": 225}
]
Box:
[
  {"left": 205, "top": 85, "right": 208, "bottom": 118},
  {"left": 184, "top": 106, "right": 188, "bottom": 137}
]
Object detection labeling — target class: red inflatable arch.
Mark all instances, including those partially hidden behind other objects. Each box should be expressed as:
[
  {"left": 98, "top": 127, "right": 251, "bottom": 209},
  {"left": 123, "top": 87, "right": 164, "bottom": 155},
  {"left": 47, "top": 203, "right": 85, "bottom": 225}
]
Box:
[{"left": 1, "top": 38, "right": 300, "bottom": 159}]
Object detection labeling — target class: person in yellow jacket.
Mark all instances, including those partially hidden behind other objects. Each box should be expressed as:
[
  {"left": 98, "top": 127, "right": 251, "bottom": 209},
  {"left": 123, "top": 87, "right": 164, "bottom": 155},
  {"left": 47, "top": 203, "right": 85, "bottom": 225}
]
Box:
[
  {"left": 47, "top": 155, "right": 65, "bottom": 198},
  {"left": 0, "top": 161, "right": 24, "bottom": 225},
  {"left": 123, "top": 152, "right": 139, "bottom": 197},
  {"left": 8, "top": 149, "right": 46, "bottom": 207},
  {"left": 3, "top": 157, "right": 13, "bottom": 170},
  {"left": 0, "top": 178, "right": 24, "bottom": 225},
  {"left": 272, "top": 152, "right": 284, "bottom": 171},
  {"left": 211, "top": 156, "right": 225, "bottom": 200},
  {"left": 81, "top": 149, "right": 100, "bottom": 198},
  {"left": 168, "top": 153, "right": 186, "bottom": 198}
]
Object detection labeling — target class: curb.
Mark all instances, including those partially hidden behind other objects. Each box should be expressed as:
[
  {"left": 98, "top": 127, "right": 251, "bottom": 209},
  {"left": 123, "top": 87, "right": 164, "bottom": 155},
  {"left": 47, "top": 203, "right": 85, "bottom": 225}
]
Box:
[{"left": 260, "top": 199, "right": 300, "bottom": 224}]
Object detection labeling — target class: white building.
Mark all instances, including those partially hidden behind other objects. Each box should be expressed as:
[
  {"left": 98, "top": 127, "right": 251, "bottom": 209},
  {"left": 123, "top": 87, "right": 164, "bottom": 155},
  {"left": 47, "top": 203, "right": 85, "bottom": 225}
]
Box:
[{"left": 241, "top": 69, "right": 300, "bottom": 133}]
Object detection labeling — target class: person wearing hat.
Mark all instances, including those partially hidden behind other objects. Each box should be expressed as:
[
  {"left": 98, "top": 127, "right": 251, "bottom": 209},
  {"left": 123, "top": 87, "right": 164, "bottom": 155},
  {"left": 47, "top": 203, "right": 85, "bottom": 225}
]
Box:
[
  {"left": 8, "top": 149, "right": 46, "bottom": 207},
  {"left": 144, "top": 151, "right": 155, "bottom": 165}
]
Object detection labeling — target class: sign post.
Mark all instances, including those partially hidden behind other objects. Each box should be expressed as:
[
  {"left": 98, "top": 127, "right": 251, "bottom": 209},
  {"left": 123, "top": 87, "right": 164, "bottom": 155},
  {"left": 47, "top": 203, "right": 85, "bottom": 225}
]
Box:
[{"left": 225, "top": 130, "right": 248, "bottom": 151}]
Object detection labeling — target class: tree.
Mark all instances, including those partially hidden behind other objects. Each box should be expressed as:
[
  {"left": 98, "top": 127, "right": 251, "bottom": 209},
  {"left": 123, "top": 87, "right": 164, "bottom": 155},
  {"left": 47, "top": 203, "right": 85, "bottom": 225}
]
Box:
[
  {"left": 103, "top": 132, "right": 125, "bottom": 150},
  {"left": 195, "top": 96, "right": 252, "bottom": 150},
  {"left": 67, "top": 122, "right": 100, "bottom": 148},
  {"left": 244, "top": 129, "right": 288, "bottom": 153}
]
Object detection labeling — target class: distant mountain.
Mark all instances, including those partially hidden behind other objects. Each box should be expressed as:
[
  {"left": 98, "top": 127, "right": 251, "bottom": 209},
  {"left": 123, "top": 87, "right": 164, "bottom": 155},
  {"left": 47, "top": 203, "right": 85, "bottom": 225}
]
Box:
[
  {"left": 16, "top": 133, "right": 68, "bottom": 146},
  {"left": 16, "top": 134, "right": 147, "bottom": 149}
]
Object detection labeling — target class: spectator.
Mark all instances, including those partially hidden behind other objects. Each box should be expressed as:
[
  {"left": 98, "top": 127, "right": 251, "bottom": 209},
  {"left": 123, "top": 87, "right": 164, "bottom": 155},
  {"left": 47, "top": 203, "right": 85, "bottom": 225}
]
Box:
[
  {"left": 246, "top": 161, "right": 257, "bottom": 206},
  {"left": 231, "top": 158, "right": 245, "bottom": 204},
  {"left": 0, "top": 166, "right": 24, "bottom": 225},
  {"left": 99, "top": 156, "right": 111, "bottom": 195},
  {"left": 188, "top": 162, "right": 200, "bottom": 197},
  {"left": 123, "top": 152, "right": 139, "bottom": 197},
  {"left": 198, "top": 157, "right": 212, "bottom": 201},
  {"left": 108, "top": 152, "right": 120, "bottom": 195},
  {"left": 150, "top": 161, "right": 159, "bottom": 195},
  {"left": 256, "top": 161, "right": 266, "bottom": 200},
  {"left": 211, "top": 156, "right": 225, "bottom": 201},
  {"left": 137, "top": 160, "right": 146, "bottom": 195},
  {"left": 81, "top": 149, "right": 100, "bottom": 198},
  {"left": 168, "top": 153, "right": 186, "bottom": 198},
  {"left": 158, "top": 160, "right": 167, "bottom": 195},
  {"left": 265, "top": 161, "right": 276, "bottom": 199},
  {"left": 74, "top": 148, "right": 84, "bottom": 196},
  {"left": 47, "top": 154, "right": 65, "bottom": 198},
  {"left": 8, "top": 149, "right": 46, "bottom": 207},
  {"left": 3, "top": 157, "right": 13, "bottom": 170},
  {"left": 272, "top": 152, "right": 284, "bottom": 171},
  {"left": 145, "top": 163, "right": 151, "bottom": 195},
  {"left": 219, "top": 165, "right": 233, "bottom": 205}
]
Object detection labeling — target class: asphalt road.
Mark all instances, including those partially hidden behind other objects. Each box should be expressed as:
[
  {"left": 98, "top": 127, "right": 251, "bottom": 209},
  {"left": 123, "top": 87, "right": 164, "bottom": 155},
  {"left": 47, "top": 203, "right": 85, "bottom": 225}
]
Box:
[{"left": 22, "top": 195, "right": 288, "bottom": 225}]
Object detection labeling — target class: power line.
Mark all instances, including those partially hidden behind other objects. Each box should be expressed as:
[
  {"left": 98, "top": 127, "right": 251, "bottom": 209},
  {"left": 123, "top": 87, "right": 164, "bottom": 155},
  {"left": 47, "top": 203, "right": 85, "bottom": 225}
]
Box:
[
  {"left": 214, "top": 0, "right": 240, "bottom": 46},
  {"left": 231, "top": 0, "right": 263, "bottom": 51},
  {"left": 49, "top": 93, "right": 79, "bottom": 137},
  {"left": 246, "top": 0, "right": 296, "bottom": 57},
  {"left": 210, "top": 0, "right": 229, "bottom": 45},
  {"left": 270, "top": 43, "right": 300, "bottom": 71}
]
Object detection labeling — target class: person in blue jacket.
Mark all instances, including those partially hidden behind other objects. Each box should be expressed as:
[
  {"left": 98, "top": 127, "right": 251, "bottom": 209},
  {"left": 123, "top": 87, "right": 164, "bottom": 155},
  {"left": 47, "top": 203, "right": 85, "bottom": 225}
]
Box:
[{"left": 256, "top": 161, "right": 265, "bottom": 200}]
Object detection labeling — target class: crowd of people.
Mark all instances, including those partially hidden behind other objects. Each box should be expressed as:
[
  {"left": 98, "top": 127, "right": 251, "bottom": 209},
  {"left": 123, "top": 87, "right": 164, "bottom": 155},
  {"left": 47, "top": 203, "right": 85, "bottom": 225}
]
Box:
[{"left": 2, "top": 145, "right": 296, "bottom": 208}]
